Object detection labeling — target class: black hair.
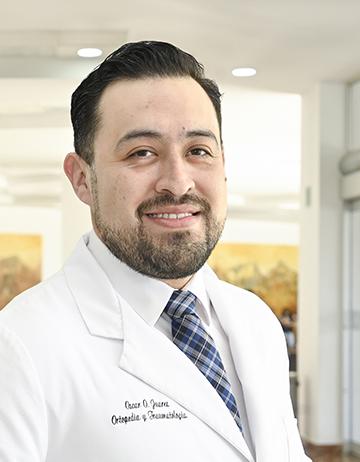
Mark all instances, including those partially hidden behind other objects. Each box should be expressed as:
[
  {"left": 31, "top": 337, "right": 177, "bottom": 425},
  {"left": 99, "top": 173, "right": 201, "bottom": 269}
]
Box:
[{"left": 71, "top": 40, "right": 222, "bottom": 164}]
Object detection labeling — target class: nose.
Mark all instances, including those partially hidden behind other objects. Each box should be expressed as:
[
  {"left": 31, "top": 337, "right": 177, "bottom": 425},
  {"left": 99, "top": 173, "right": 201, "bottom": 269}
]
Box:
[{"left": 155, "top": 155, "right": 195, "bottom": 197}]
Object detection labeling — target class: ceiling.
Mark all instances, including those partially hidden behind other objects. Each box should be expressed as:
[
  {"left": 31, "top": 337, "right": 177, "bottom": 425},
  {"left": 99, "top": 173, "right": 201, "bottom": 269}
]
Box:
[
  {"left": 0, "top": 0, "right": 359, "bottom": 216},
  {"left": 1, "top": 0, "right": 360, "bottom": 92}
]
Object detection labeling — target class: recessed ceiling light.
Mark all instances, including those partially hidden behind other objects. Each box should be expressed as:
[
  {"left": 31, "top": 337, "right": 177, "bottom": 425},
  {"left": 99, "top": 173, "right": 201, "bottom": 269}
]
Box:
[
  {"left": 232, "top": 67, "right": 257, "bottom": 77},
  {"left": 77, "top": 48, "right": 103, "bottom": 58}
]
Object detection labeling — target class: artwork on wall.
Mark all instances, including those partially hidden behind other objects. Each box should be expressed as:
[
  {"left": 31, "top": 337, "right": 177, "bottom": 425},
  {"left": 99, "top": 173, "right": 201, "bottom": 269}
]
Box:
[
  {"left": 208, "top": 242, "right": 298, "bottom": 318},
  {"left": 0, "top": 234, "right": 42, "bottom": 311}
]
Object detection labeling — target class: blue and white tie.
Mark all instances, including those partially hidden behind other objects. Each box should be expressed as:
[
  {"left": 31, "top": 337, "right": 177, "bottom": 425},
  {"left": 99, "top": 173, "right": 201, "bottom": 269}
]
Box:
[{"left": 164, "top": 290, "right": 243, "bottom": 431}]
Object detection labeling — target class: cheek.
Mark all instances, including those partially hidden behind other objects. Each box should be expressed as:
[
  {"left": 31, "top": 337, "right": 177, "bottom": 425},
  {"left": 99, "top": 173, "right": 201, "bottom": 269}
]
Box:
[
  {"left": 91, "top": 174, "right": 125, "bottom": 216},
  {"left": 100, "top": 173, "right": 149, "bottom": 219}
]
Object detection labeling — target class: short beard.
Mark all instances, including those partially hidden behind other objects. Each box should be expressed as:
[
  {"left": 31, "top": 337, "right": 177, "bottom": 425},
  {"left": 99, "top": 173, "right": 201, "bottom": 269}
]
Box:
[{"left": 91, "top": 173, "right": 225, "bottom": 280}]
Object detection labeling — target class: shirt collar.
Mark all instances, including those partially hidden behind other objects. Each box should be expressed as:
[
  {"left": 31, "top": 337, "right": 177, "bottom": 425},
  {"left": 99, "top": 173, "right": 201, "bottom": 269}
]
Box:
[{"left": 87, "top": 231, "right": 211, "bottom": 326}]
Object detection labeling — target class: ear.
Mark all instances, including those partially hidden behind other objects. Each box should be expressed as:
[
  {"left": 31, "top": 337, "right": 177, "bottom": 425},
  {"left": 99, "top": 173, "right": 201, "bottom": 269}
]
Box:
[{"left": 63, "top": 152, "right": 92, "bottom": 206}]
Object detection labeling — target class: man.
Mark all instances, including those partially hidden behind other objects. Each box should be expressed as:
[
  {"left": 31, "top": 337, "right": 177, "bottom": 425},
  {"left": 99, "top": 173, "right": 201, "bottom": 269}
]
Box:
[{"left": 0, "top": 41, "right": 310, "bottom": 461}]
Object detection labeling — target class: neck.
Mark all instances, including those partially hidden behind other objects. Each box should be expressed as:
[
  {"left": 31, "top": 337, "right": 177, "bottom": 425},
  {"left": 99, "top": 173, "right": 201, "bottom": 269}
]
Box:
[{"left": 160, "top": 275, "right": 193, "bottom": 290}]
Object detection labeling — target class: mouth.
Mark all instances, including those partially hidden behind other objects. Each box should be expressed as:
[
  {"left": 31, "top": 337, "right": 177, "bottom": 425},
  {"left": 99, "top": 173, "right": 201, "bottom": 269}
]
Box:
[
  {"left": 146, "top": 211, "right": 199, "bottom": 219},
  {"left": 143, "top": 209, "right": 201, "bottom": 229}
]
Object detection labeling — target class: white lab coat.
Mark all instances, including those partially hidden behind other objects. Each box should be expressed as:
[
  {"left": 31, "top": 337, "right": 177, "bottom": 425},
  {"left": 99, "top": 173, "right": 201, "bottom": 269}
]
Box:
[{"left": 0, "top": 235, "right": 311, "bottom": 461}]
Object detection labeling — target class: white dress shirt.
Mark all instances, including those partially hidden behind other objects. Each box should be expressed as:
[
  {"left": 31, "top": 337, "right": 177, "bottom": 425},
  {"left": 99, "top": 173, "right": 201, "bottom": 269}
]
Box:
[{"left": 87, "top": 230, "right": 254, "bottom": 455}]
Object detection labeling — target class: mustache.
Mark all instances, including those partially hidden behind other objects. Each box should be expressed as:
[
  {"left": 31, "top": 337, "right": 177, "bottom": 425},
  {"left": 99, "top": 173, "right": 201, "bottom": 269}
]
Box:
[{"left": 136, "top": 193, "right": 211, "bottom": 219}]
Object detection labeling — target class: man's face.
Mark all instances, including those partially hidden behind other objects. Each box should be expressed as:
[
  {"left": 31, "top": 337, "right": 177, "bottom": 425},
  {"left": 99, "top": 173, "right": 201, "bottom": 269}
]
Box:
[{"left": 89, "top": 77, "right": 227, "bottom": 281}]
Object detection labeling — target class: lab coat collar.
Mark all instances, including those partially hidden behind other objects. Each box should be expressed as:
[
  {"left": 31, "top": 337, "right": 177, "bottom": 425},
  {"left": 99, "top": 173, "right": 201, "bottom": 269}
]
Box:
[{"left": 87, "top": 230, "right": 212, "bottom": 326}]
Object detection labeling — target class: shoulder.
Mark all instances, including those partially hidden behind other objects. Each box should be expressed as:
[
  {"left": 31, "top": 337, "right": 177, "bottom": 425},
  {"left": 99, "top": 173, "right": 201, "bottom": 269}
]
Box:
[
  {"left": 0, "top": 269, "right": 74, "bottom": 348},
  {"left": 1, "top": 269, "right": 68, "bottom": 319}
]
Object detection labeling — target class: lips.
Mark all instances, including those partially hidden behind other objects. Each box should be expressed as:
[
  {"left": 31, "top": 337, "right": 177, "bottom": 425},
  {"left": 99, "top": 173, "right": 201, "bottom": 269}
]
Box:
[
  {"left": 147, "top": 212, "right": 194, "bottom": 219},
  {"left": 143, "top": 209, "right": 200, "bottom": 229},
  {"left": 144, "top": 205, "right": 200, "bottom": 220}
]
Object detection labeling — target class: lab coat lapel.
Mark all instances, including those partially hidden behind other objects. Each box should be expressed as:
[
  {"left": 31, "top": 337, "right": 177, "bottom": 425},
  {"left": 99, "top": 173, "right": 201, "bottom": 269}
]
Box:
[
  {"left": 204, "top": 266, "right": 289, "bottom": 462},
  {"left": 63, "top": 236, "right": 123, "bottom": 339},
  {"left": 118, "top": 293, "right": 254, "bottom": 462}
]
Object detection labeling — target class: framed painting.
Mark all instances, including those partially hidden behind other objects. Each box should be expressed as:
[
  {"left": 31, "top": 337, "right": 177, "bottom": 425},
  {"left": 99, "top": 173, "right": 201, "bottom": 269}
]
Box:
[
  {"left": 0, "top": 234, "right": 42, "bottom": 310},
  {"left": 0, "top": 205, "right": 62, "bottom": 311}
]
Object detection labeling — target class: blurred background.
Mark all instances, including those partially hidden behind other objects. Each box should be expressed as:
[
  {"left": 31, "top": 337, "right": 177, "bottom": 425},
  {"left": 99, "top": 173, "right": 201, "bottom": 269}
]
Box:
[{"left": 0, "top": 1, "right": 360, "bottom": 459}]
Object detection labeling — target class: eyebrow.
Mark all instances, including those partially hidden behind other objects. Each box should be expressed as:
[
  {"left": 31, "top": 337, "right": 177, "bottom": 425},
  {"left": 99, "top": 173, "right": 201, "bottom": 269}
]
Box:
[
  {"left": 115, "top": 128, "right": 219, "bottom": 150},
  {"left": 185, "top": 129, "right": 219, "bottom": 147},
  {"left": 115, "top": 129, "right": 162, "bottom": 150}
]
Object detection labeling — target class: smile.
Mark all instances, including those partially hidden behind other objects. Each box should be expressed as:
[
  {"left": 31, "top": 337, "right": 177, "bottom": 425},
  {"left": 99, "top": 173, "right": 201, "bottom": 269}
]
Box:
[
  {"left": 147, "top": 212, "right": 194, "bottom": 219},
  {"left": 143, "top": 210, "right": 201, "bottom": 229}
]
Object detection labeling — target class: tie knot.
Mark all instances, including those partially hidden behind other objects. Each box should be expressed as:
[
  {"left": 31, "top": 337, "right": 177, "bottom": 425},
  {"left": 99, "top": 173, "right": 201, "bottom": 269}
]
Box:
[{"left": 164, "top": 290, "right": 197, "bottom": 319}]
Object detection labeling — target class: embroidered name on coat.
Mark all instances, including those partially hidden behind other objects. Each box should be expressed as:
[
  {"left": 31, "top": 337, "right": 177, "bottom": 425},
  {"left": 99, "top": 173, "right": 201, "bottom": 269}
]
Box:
[{"left": 111, "top": 398, "right": 188, "bottom": 425}]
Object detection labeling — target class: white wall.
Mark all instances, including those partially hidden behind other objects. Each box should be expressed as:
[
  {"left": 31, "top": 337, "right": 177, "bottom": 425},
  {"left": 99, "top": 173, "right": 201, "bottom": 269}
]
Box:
[
  {"left": 299, "top": 83, "right": 346, "bottom": 444},
  {"left": 222, "top": 217, "right": 299, "bottom": 245},
  {"left": 222, "top": 85, "right": 301, "bottom": 197},
  {"left": 0, "top": 128, "right": 72, "bottom": 166}
]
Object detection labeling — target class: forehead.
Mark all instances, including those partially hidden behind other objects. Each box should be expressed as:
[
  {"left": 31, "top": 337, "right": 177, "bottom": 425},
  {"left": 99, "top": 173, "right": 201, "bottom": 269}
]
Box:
[{"left": 96, "top": 77, "right": 220, "bottom": 141}]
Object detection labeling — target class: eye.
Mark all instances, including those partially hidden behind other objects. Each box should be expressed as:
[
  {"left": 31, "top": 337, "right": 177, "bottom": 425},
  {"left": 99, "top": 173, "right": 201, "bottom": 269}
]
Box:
[
  {"left": 129, "top": 149, "right": 155, "bottom": 159},
  {"left": 189, "top": 148, "right": 212, "bottom": 157}
]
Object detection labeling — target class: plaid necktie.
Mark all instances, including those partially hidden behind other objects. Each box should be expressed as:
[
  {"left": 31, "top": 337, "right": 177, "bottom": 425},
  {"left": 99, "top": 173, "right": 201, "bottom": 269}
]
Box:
[{"left": 164, "top": 290, "right": 243, "bottom": 431}]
